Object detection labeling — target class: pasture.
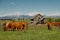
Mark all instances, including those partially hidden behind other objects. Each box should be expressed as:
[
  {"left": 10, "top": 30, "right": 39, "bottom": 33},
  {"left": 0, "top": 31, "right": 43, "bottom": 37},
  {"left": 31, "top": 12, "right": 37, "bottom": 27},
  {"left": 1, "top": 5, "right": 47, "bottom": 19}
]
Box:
[{"left": 0, "top": 19, "right": 60, "bottom": 40}]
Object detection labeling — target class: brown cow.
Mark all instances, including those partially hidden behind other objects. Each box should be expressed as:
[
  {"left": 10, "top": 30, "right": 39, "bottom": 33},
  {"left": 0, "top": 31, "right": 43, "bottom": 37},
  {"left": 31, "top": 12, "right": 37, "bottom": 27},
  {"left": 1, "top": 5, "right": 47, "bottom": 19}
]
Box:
[
  {"left": 52, "top": 22, "right": 60, "bottom": 26},
  {"left": 3, "top": 21, "right": 28, "bottom": 31},
  {"left": 47, "top": 22, "right": 52, "bottom": 30},
  {"left": 14, "top": 22, "right": 23, "bottom": 31},
  {"left": 20, "top": 21, "right": 28, "bottom": 30},
  {"left": 47, "top": 22, "right": 60, "bottom": 30},
  {"left": 3, "top": 22, "right": 12, "bottom": 31},
  {"left": 3, "top": 22, "right": 23, "bottom": 31}
]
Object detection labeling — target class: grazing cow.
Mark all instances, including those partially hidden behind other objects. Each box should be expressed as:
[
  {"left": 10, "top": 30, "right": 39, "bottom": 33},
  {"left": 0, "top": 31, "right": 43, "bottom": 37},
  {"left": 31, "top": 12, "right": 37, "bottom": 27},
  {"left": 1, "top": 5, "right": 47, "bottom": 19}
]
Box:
[
  {"left": 47, "top": 22, "right": 60, "bottom": 30},
  {"left": 47, "top": 22, "right": 52, "bottom": 30},
  {"left": 3, "top": 22, "right": 12, "bottom": 31}
]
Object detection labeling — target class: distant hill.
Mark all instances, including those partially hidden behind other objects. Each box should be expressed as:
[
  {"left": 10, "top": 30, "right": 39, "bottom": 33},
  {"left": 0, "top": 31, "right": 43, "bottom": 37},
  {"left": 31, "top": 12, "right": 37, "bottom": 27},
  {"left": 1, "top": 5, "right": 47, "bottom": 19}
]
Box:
[
  {"left": 0, "top": 15, "right": 60, "bottom": 20},
  {"left": 0, "top": 15, "right": 33, "bottom": 20},
  {"left": 44, "top": 16, "right": 60, "bottom": 18}
]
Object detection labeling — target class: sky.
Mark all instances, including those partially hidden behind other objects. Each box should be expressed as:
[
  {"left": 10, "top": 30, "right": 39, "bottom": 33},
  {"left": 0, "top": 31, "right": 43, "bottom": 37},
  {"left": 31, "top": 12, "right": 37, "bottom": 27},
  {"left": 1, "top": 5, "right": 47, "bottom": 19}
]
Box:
[{"left": 0, "top": 0, "right": 60, "bottom": 17}]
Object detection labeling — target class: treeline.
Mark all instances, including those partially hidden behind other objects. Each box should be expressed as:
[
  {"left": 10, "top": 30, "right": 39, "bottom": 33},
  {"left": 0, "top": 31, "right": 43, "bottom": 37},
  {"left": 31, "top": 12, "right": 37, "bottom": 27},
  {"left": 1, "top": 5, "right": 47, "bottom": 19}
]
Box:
[{"left": 45, "top": 18, "right": 60, "bottom": 22}]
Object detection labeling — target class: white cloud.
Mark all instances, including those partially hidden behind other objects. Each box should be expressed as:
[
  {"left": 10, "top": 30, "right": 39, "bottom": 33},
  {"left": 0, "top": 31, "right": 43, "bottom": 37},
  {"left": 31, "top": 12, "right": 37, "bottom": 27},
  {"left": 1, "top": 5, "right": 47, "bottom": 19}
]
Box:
[
  {"left": 45, "top": 12, "right": 60, "bottom": 16},
  {"left": 0, "top": 12, "right": 21, "bottom": 17},
  {"left": 27, "top": 11, "right": 60, "bottom": 16},
  {"left": 0, "top": 11, "right": 44, "bottom": 17},
  {"left": 0, "top": 11, "right": 60, "bottom": 17},
  {"left": 8, "top": 12, "right": 22, "bottom": 16},
  {"left": 27, "top": 11, "right": 43, "bottom": 16}
]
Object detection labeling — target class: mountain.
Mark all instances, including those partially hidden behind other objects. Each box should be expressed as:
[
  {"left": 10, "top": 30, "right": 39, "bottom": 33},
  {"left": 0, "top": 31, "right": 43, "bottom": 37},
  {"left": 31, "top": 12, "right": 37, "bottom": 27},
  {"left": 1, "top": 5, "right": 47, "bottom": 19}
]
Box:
[
  {"left": 44, "top": 16, "right": 60, "bottom": 18},
  {"left": 0, "top": 15, "right": 60, "bottom": 20},
  {"left": 0, "top": 15, "right": 32, "bottom": 20}
]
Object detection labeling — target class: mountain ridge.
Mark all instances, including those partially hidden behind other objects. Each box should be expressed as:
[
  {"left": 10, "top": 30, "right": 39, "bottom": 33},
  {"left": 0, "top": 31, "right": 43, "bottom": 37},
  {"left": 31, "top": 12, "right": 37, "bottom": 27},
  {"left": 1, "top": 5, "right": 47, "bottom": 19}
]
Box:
[{"left": 0, "top": 15, "right": 60, "bottom": 20}]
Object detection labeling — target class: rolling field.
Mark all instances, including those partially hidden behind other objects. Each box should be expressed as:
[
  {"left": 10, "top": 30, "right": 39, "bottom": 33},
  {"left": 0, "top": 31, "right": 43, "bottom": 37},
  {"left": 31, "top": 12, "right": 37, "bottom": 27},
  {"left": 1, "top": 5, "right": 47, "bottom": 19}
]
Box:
[{"left": 0, "top": 20, "right": 60, "bottom": 40}]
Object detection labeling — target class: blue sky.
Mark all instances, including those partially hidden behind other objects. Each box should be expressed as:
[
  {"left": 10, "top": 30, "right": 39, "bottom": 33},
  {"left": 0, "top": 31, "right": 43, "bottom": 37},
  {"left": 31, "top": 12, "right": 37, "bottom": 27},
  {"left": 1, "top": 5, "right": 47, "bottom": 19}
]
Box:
[{"left": 0, "top": 0, "right": 60, "bottom": 17}]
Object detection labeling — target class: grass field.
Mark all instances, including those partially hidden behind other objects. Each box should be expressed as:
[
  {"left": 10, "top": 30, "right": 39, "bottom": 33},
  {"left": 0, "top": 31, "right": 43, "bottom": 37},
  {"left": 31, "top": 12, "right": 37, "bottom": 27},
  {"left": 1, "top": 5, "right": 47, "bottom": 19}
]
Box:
[{"left": 0, "top": 20, "right": 60, "bottom": 40}]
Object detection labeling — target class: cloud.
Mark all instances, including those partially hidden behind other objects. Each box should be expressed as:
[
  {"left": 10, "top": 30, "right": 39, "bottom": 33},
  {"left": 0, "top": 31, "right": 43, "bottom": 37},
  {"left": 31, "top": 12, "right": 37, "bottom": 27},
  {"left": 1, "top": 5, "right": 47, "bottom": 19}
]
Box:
[
  {"left": 27, "top": 11, "right": 43, "bottom": 16},
  {"left": 27, "top": 11, "right": 60, "bottom": 16},
  {"left": 45, "top": 12, "right": 60, "bottom": 16},
  {"left": 0, "top": 11, "right": 60, "bottom": 17},
  {"left": 0, "top": 12, "right": 21, "bottom": 17},
  {"left": 0, "top": 11, "right": 44, "bottom": 17},
  {"left": 7, "top": 12, "right": 22, "bottom": 16}
]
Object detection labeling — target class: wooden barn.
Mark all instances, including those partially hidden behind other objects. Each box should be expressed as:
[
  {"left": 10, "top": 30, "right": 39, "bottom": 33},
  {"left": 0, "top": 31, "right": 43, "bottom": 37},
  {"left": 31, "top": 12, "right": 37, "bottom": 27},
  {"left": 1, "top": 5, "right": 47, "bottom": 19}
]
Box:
[{"left": 31, "top": 14, "right": 45, "bottom": 24}]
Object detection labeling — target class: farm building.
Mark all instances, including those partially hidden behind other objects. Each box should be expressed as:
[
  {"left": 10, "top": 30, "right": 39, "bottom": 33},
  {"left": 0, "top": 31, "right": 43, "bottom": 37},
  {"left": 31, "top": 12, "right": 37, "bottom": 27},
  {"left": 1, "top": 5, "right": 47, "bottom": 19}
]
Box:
[{"left": 31, "top": 14, "right": 45, "bottom": 24}]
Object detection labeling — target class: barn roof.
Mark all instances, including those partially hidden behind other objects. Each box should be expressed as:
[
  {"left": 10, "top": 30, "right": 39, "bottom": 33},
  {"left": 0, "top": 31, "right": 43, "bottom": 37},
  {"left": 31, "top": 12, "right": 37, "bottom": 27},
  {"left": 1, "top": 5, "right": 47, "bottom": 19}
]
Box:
[{"left": 31, "top": 14, "right": 43, "bottom": 19}]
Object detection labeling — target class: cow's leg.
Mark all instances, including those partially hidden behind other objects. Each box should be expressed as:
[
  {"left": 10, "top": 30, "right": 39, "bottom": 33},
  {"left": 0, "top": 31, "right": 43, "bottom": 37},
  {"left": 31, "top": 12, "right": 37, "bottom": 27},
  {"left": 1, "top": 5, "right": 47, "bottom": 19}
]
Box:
[
  {"left": 47, "top": 24, "right": 52, "bottom": 30},
  {"left": 16, "top": 27, "right": 18, "bottom": 31},
  {"left": 12, "top": 26, "right": 15, "bottom": 31},
  {"left": 20, "top": 26, "right": 23, "bottom": 31}
]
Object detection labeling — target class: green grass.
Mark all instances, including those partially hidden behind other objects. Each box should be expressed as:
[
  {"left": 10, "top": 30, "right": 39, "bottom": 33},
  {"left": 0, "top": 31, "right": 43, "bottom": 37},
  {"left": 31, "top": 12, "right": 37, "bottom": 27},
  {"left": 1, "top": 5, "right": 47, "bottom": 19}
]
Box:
[
  {"left": 0, "top": 30, "right": 60, "bottom": 40},
  {"left": 0, "top": 20, "right": 60, "bottom": 40}
]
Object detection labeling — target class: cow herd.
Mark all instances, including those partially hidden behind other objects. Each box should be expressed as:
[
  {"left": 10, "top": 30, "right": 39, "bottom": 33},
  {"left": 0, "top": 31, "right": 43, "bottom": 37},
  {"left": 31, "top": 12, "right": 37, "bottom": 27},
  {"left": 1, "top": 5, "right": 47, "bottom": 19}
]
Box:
[
  {"left": 47, "top": 22, "right": 60, "bottom": 30},
  {"left": 2, "top": 21, "right": 60, "bottom": 31},
  {"left": 3, "top": 21, "right": 28, "bottom": 31}
]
